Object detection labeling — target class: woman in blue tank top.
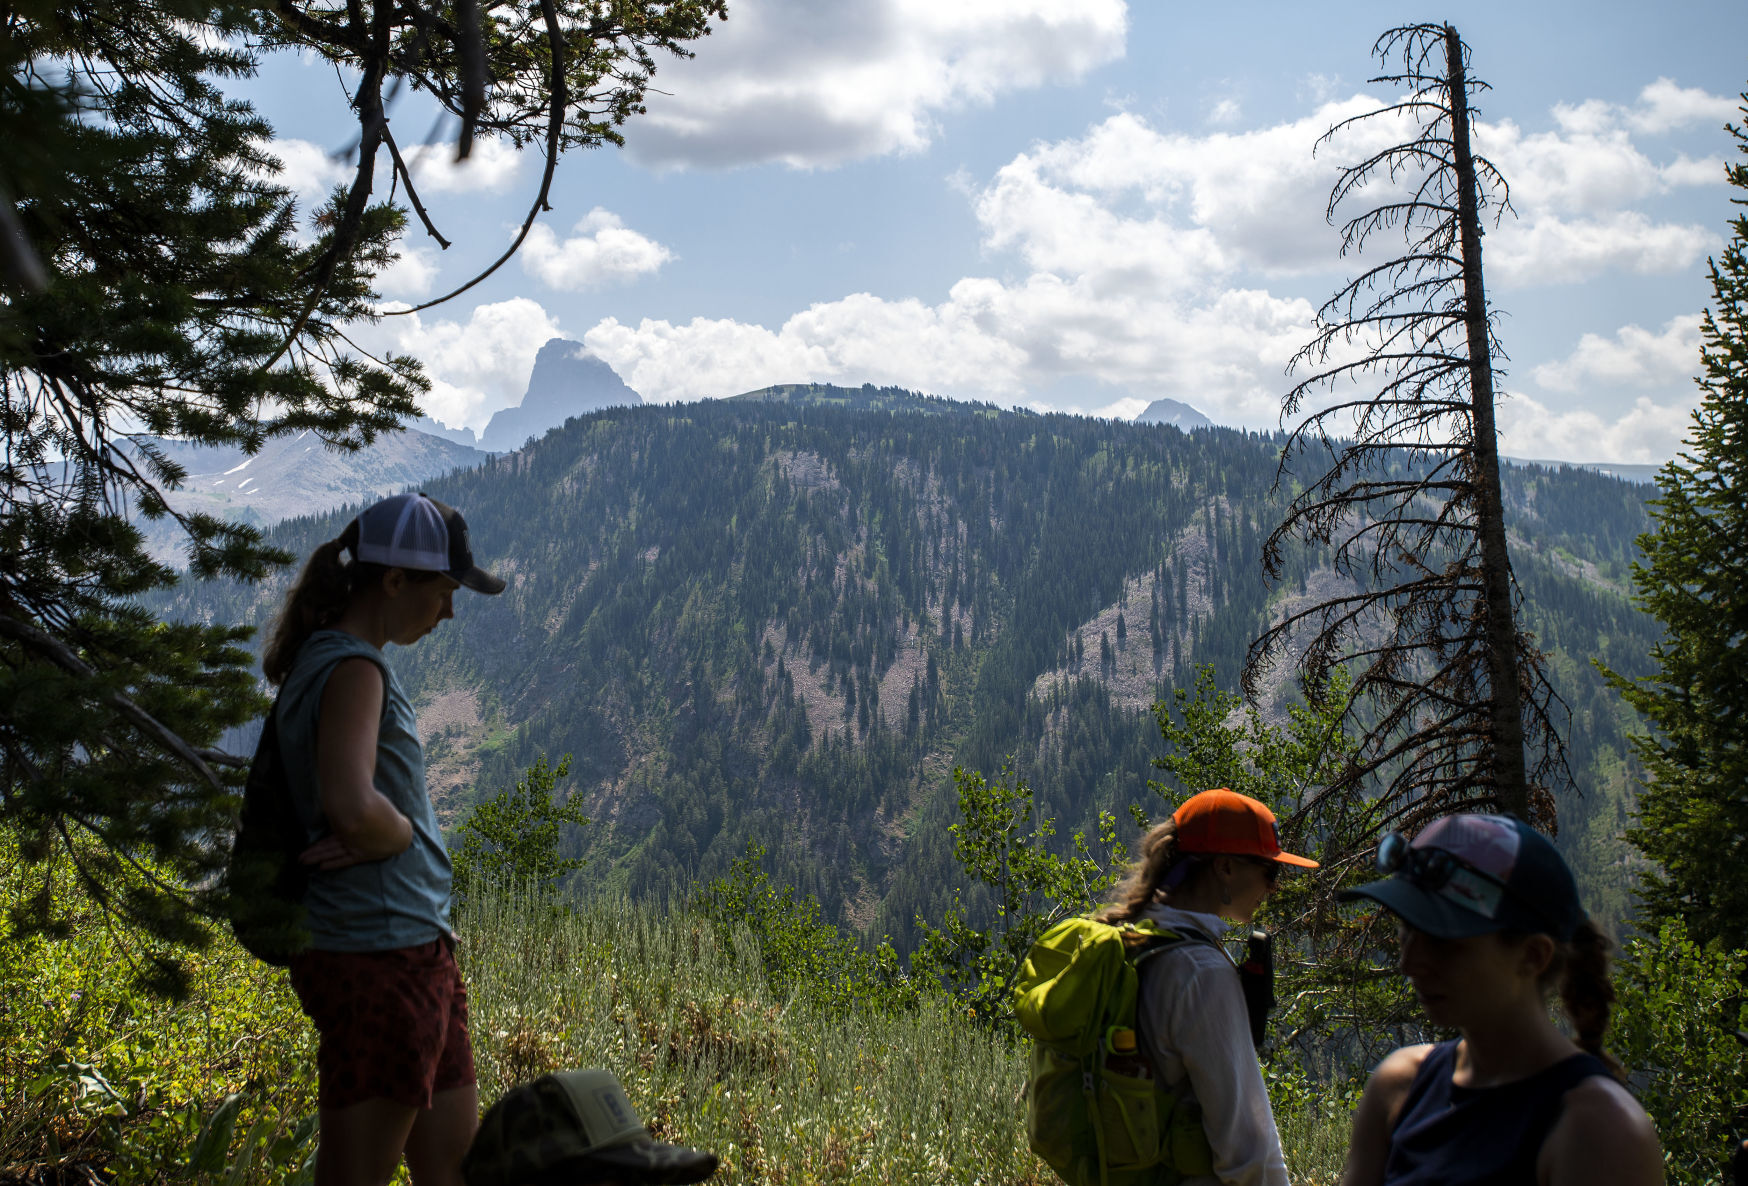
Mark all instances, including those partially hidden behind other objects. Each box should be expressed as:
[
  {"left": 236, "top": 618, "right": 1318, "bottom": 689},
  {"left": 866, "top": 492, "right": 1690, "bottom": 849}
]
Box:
[
  {"left": 261, "top": 492, "right": 504, "bottom": 1186},
  {"left": 1337, "top": 813, "right": 1663, "bottom": 1186}
]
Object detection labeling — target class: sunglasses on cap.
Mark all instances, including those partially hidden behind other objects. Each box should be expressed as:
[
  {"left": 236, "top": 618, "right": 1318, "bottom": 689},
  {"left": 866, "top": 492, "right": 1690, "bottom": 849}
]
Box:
[{"left": 1376, "top": 830, "right": 1519, "bottom": 924}]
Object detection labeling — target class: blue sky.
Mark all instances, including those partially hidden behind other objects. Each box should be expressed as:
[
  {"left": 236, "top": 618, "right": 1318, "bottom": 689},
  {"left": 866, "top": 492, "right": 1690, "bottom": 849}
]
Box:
[{"left": 250, "top": 0, "right": 1748, "bottom": 462}]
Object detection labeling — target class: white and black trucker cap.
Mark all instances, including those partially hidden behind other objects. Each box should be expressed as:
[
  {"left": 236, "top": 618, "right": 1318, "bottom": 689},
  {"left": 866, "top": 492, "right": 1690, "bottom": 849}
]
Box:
[{"left": 353, "top": 492, "right": 505, "bottom": 595}]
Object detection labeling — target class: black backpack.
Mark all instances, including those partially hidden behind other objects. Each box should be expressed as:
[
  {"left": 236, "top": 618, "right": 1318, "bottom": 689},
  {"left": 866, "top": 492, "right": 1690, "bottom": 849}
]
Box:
[{"left": 224, "top": 695, "right": 311, "bottom": 966}]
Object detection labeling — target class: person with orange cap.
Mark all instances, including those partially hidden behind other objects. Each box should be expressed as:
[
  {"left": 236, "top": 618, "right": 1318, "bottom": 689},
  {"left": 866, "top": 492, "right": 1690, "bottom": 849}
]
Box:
[{"left": 1095, "top": 788, "right": 1318, "bottom": 1186}]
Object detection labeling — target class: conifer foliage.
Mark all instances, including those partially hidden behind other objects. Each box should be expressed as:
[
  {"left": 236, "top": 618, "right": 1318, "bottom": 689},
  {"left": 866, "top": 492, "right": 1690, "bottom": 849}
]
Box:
[
  {"left": 1248, "top": 24, "right": 1566, "bottom": 831},
  {"left": 1611, "top": 95, "right": 1748, "bottom": 953},
  {"left": 0, "top": 0, "right": 722, "bottom": 985}
]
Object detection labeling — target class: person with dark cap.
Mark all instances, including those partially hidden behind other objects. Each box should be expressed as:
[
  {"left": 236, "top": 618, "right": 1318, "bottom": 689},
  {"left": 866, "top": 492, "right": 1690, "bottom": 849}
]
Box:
[
  {"left": 463, "top": 1069, "right": 719, "bottom": 1186},
  {"left": 261, "top": 492, "right": 505, "bottom": 1186},
  {"left": 1337, "top": 813, "right": 1664, "bottom": 1186},
  {"left": 1095, "top": 788, "right": 1319, "bottom": 1186}
]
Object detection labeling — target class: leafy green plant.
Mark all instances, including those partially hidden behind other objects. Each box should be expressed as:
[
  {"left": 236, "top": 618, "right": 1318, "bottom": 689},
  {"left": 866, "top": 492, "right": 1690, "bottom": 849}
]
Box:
[
  {"left": 0, "top": 830, "right": 316, "bottom": 1183},
  {"left": 911, "top": 763, "right": 1128, "bottom": 1026},
  {"left": 696, "top": 843, "right": 917, "bottom": 1016},
  {"left": 1611, "top": 918, "right": 1748, "bottom": 1185},
  {"left": 1151, "top": 665, "right": 1416, "bottom": 1073},
  {"left": 451, "top": 754, "right": 590, "bottom": 903}
]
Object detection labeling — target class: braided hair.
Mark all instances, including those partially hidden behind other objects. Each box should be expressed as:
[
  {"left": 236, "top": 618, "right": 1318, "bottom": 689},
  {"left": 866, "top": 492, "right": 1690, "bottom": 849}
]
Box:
[
  {"left": 1547, "top": 917, "right": 1626, "bottom": 1082},
  {"left": 1098, "top": 818, "right": 1198, "bottom": 923}
]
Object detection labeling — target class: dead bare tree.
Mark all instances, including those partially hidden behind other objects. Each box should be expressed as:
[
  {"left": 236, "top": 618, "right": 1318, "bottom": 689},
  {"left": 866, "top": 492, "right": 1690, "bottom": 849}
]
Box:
[{"left": 1245, "top": 23, "right": 1569, "bottom": 831}]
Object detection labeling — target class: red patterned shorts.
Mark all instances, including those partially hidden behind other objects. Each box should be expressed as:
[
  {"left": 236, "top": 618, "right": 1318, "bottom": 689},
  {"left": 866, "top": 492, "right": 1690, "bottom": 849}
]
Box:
[{"left": 288, "top": 937, "right": 476, "bottom": 1111}]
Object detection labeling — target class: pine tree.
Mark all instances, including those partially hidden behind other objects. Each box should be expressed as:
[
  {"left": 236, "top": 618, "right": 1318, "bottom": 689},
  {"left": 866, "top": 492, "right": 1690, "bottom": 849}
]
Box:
[
  {"left": 1247, "top": 24, "right": 1565, "bottom": 828},
  {"left": 1610, "top": 95, "right": 1748, "bottom": 951},
  {"left": 0, "top": 0, "right": 722, "bottom": 990}
]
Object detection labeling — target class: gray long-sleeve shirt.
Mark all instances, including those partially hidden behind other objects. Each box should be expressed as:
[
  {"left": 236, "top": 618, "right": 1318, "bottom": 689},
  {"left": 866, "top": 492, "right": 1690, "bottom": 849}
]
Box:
[{"left": 1135, "top": 904, "right": 1290, "bottom": 1186}]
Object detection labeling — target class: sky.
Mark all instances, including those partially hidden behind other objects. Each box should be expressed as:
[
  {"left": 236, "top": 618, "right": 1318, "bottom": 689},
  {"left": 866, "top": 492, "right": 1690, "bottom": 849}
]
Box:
[{"left": 247, "top": 0, "right": 1748, "bottom": 463}]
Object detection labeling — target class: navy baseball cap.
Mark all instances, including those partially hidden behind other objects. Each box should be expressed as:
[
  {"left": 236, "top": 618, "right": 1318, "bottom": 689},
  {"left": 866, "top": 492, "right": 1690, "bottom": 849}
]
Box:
[{"left": 1339, "top": 813, "right": 1585, "bottom": 941}]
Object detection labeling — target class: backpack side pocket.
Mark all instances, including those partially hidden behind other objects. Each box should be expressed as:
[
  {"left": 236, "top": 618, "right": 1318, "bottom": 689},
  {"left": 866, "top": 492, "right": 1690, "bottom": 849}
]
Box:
[{"left": 1095, "top": 1065, "right": 1164, "bottom": 1171}]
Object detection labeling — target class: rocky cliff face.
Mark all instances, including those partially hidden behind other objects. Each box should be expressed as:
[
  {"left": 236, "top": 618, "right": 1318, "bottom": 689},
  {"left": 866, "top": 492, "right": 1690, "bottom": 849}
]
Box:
[{"left": 479, "top": 339, "right": 643, "bottom": 453}]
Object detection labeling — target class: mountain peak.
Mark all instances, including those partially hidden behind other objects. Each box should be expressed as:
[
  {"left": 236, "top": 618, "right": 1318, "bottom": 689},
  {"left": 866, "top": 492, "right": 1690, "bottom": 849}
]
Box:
[
  {"left": 479, "top": 339, "right": 643, "bottom": 452},
  {"left": 1134, "top": 398, "right": 1212, "bottom": 431}
]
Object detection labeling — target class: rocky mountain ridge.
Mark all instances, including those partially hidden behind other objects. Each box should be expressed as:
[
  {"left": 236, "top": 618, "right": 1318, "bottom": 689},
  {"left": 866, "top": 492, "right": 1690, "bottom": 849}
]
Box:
[
  {"left": 131, "top": 427, "right": 486, "bottom": 564},
  {"left": 162, "top": 389, "right": 1659, "bottom": 939}
]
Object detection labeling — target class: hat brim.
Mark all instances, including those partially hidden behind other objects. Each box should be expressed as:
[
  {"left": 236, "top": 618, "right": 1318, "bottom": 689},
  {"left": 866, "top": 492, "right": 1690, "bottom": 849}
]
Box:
[
  {"left": 455, "top": 564, "right": 506, "bottom": 595},
  {"left": 1271, "top": 851, "right": 1320, "bottom": 869},
  {"left": 541, "top": 1138, "right": 719, "bottom": 1185},
  {"left": 1337, "top": 877, "right": 1503, "bottom": 939}
]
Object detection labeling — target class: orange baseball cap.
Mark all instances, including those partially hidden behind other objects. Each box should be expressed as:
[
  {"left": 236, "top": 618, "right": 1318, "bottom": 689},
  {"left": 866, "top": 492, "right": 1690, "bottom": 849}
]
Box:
[{"left": 1173, "top": 789, "right": 1319, "bottom": 868}]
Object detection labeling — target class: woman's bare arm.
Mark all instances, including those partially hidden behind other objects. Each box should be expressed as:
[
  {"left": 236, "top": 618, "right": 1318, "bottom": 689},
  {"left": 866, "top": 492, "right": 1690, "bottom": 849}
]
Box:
[
  {"left": 1341, "top": 1044, "right": 1433, "bottom": 1186},
  {"left": 303, "top": 657, "right": 412, "bottom": 867},
  {"left": 1540, "top": 1077, "right": 1664, "bottom": 1186}
]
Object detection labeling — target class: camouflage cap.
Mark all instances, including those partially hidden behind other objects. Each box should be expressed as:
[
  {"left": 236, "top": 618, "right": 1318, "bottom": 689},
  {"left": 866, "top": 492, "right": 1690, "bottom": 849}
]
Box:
[{"left": 463, "top": 1070, "right": 719, "bottom": 1186}]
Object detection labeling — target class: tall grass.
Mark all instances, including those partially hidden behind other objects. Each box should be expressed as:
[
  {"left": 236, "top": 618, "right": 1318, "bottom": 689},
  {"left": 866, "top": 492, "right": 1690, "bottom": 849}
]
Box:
[
  {"left": 462, "top": 887, "right": 1055, "bottom": 1185},
  {"left": 2, "top": 876, "right": 1351, "bottom": 1183}
]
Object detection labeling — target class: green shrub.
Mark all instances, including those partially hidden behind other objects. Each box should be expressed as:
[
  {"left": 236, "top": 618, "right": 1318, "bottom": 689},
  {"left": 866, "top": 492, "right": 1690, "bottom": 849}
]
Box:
[
  {"left": 910, "top": 763, "right": 1127, "bottom": 1028},
  {"left": 1611, "top": 918, "right": 1748, "bottom": 1185},
  {"left": 0, "top": 838, "right": 317, "bottom": 1184},
  {"left": 450, "top": 753, "right": 590, "bottom": 903},
  {"left": 696, "top": 842, "right": 918, "bottom": 1017}
]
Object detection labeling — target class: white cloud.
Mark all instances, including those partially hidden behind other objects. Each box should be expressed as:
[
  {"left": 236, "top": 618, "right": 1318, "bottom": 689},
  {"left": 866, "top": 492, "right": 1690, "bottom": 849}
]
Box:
[
  {"left": 1478, "top": 113, "right": 1724, "bottom": 217},
  {"left": 1095, "top": 395, "right": 1150, "bottom": 420},
  {"left": 1627, "top": 78, "right": 1740, "bottom": 135},
  {"left": 271, "top": 138, "right": 352, "bottom": 201},
  {"left": 1497, "top": 392, "right": 1698, "bottom": 464},
  {"left": 584, "top": 289, "right": 1035, "bottom": 403},
  {"left": 1553, "top": 80, "right": 1738, "bottom": 138},
  {"left": 1207, "top": 98, "right": 1242, "bottom": 127},
  {"left": 583, "top": 81, "right": 1719, "bottom": 426},
  {"left": 584, "top": 274, "right": 1312, "bottom": 427},
  {"left": 268, "top": 135, "right": 522, "bottom": 205},
  {"left": 521, "top": 209, "right": 675, "bottom": 290},
  {"left": 970, "top": 101, "right": 1394, "bottom": 280},
  {"left": 627, "top": 0, "right": 1127, "bottom": 168},
  {"left": 386, "top": 298, "right": 564, "bottom": 431},
  {"left": 1530, "top": 316, "right": 1702, "bottom": 393},
  {"left": 574, "top": 75, "right": 1722, "bottom": 448},
  {"left": 967, "top": 94, "right": 1725, "bottom": 292},
  {"left": 1488, "top": 212, "right": 1715, "bottom": 287},
  {"left": 404, "top": 135, "right": 524, "bottom": 194},
  {"left": 376, "top": 245, "right": 440, "bottom": 300}
]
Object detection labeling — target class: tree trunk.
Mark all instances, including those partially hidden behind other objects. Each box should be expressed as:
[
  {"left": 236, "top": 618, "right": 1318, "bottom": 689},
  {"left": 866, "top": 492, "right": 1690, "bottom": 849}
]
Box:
[{"left": 1444, "top": 24, "right": 1530, "bottom": 821}]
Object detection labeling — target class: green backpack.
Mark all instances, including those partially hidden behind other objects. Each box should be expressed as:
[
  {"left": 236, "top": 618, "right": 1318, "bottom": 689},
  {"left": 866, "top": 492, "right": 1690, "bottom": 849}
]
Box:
[{"left": 1012, "top": 916, "right": 1221, "bottom": 1186}]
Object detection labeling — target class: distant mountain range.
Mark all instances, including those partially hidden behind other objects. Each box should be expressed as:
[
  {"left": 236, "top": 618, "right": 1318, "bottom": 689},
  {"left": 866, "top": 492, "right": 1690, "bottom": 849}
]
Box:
[
  {"left": 415, "top": 338, "right": 644, "bottom": 452},
  {"left": 130, "top": 428, "right": 486, "bottom": 564},
  {"left": 732, "top": 382, "right": 1001, "bottom": 415},
  {"left": 1134, "top": 398, "right": 1212, "bottom": 430},
  {"left": 1506, "top": 457, "right": 1660, "bottom": 485},
  {"left": 163, "top": 384, "right": 1659, "bottom": 939}
]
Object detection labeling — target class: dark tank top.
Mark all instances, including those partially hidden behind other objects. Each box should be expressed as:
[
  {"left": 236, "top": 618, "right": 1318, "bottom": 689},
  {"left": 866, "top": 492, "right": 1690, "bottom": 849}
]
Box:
[{"left": 1383, "top": 1039, "right": 1612, "bottom": 1186}]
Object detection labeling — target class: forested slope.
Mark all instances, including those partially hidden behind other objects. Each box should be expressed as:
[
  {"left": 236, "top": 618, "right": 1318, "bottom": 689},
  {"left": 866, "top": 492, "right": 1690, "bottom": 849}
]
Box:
[{"left": 162, "top": 388, "right": 1658, "bottom": 940}]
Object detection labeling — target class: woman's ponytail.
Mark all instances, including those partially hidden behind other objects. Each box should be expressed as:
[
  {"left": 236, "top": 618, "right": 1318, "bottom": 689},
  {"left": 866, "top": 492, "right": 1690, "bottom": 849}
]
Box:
[
  {"left": 262, "top": 520, "right": 363, "bottom": 686},
  {"left": 1556, "top": 917, "right": 1627, "bottom": 1083},
  {"left": 1098, "top": 818, "right": 1183, "bottom": 923}
]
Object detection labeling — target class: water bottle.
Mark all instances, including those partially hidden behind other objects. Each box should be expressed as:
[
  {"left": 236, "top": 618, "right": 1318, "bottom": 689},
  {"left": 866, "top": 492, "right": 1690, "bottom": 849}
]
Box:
[
  {"left": 1238, "top": 930, "right": 1274, "bottom": 1049},
  {"left": 1104, "top": 1025, "right": 1153, "bottom": 1081}
]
